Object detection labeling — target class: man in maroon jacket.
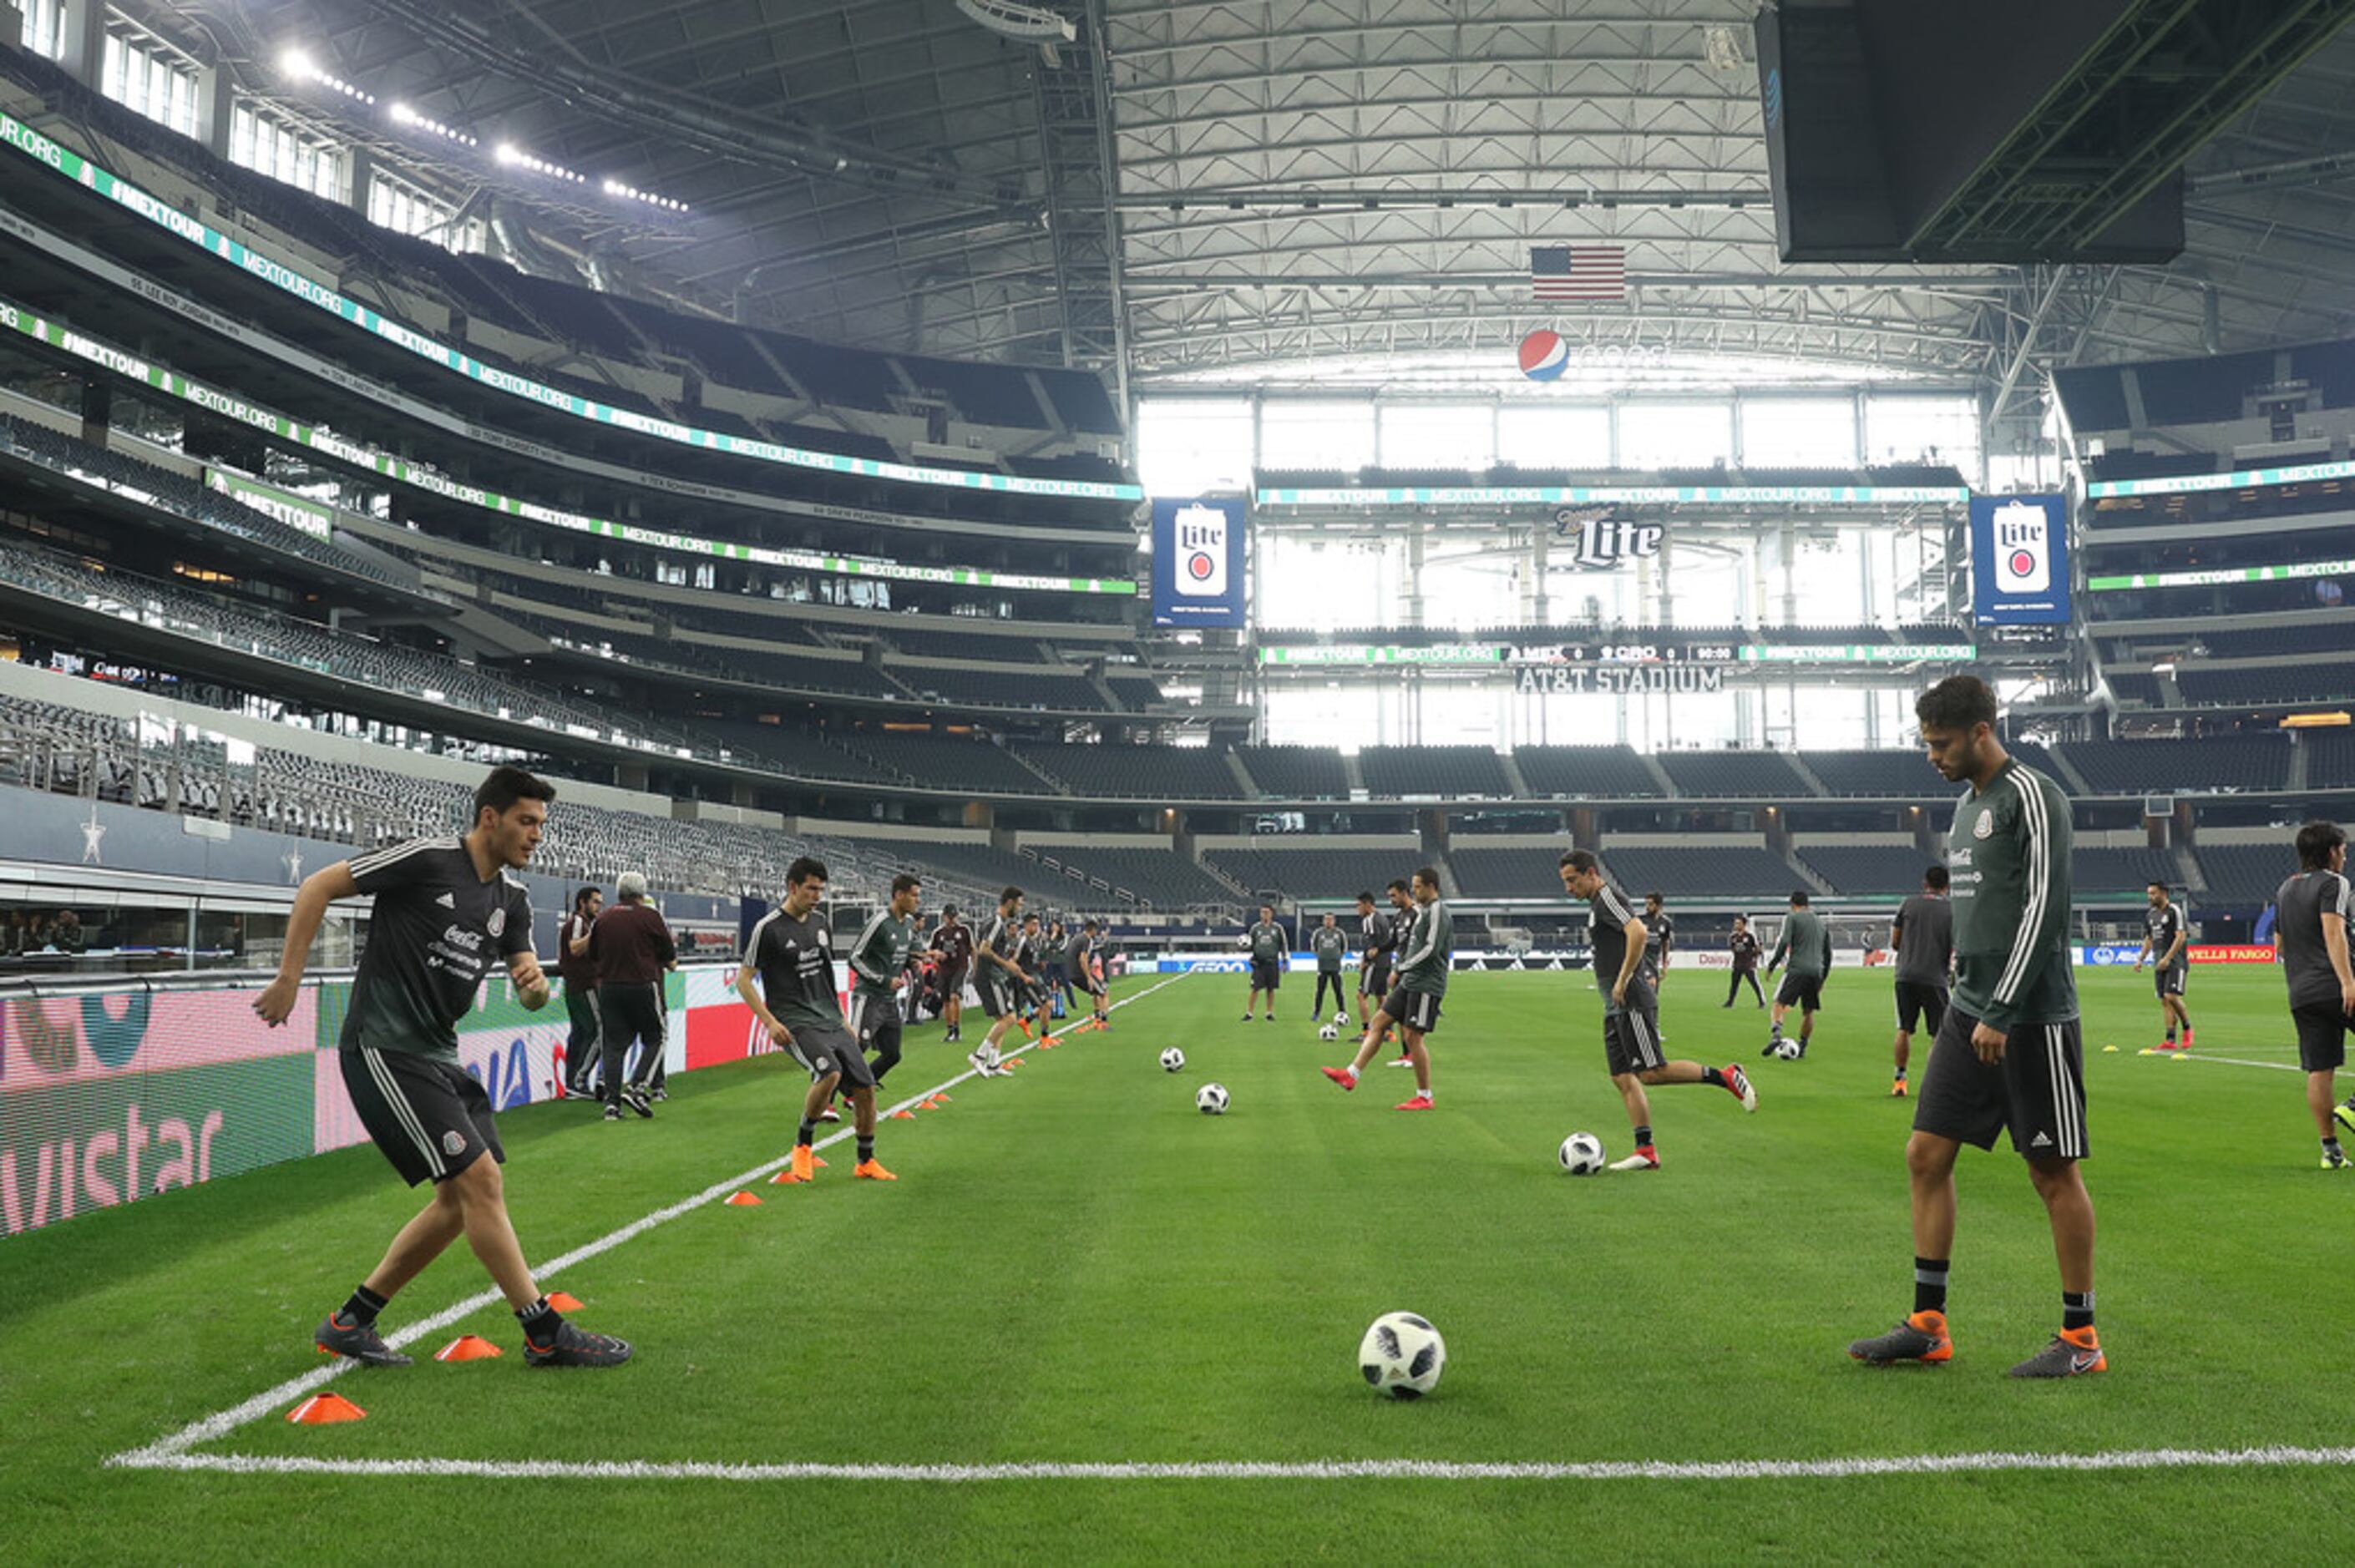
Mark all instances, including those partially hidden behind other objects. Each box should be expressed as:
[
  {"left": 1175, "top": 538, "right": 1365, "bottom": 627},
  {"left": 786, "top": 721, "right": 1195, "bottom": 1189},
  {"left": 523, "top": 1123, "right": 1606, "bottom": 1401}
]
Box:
[{"left": 587, "top": 871, "right": 677, "bottom": 1120}]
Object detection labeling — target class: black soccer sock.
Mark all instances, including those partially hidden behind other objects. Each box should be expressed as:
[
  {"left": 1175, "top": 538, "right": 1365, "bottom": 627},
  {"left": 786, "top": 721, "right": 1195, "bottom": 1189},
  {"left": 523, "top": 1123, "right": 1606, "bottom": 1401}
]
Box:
[
  {"left": 516, "top": 1297, "right": 563, "bottom": 1342},
  {"left": 1914, "top": 1257, "right": 1949, "bottom": 1316},
  {"left": 2325, "top": 1136, "right": 2342, "bottom": 1152},
  {"left": 1701, "top": 1066, "right": 1726, "bottom": 1087},
  {"left": 797, "top": 1119, "right": 816, "bottom": 1148},
  {"left": 342, "top": 1284, "right": 390, "bottom": 1326},
  {"left": 857, "top": 1135, "right": 875, "bottom": 1164},
  {"left": 2063, "top": 1290, "right": 2095, "bottom": 1332},
  {"left": 1633, "top": 1124, "right": 1653, "bottom": 1149}
]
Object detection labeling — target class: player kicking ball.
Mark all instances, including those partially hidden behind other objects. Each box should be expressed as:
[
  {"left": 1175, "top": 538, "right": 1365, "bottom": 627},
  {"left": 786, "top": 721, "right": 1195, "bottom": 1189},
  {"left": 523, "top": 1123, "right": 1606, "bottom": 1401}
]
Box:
[
  {"left": 1559, "top": 850, "right": 1755, "bottom": 1169},
  {"left": 1322, "top": 867, "right": 1449, "bottom": 1110},
  {"left": 738, "top": 857, "right": 895, "bottom": 1183},
  {"left": 258, "top": 766, "right": 630, "bottom": 1369}
]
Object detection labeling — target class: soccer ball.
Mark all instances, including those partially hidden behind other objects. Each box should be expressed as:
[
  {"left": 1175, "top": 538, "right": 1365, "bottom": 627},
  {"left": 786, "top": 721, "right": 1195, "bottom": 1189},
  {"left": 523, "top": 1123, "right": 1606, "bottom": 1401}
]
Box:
[
  {"left": 1359, "top": 1311, "right": 1446, "bottom": 1399},
  {"left": 1557, "top": 1131, "right": 1606, "bottom": 1175},
  {"left": 1334, "top": 1011, "right": 1349, "bottom": 1027},
  {"left": 1775, "top": 1038, "right": 1803, "bottom": 1062},
  {"left": 1318, "top": 1023, "right": 1340, "bottom": 1042},
  {"left": 1159, "top": 1047, "right": 1185, "bottom": 1072},
  {"left": 1196, "top": 1082, "right": 1229, "bottom": 1115}
]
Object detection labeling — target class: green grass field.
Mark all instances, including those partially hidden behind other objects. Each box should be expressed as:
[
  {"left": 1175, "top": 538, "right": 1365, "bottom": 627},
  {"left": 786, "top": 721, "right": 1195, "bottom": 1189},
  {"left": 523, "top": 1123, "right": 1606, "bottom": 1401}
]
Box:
[{"left": 5, "top": 964, "right": 2351, "bottom": 1563}]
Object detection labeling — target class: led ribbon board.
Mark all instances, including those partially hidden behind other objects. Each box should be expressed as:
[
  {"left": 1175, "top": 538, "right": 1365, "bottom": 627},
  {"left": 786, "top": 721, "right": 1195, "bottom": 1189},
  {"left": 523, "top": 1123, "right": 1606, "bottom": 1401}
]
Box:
[
  {"left": 0, "top": 297, "right": 1134, "bottom": 597},
  {"left": 0, "top": 109, "right": 1141, "bottom": 503},
  {"left": 2088, "top": 458, "right": 2355, "bottom": 499},
  {"left": 1255, "top": 485, "right": 1971, "bottom": 507}
]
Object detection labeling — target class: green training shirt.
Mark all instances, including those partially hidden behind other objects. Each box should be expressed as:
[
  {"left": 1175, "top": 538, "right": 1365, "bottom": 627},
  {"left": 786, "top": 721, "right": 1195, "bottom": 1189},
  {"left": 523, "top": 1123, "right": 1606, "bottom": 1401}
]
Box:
[
  {"left": 848, "top": 908, "right": 917, "bottom": 1000},
  {"left": 1394, "top": 900, "right": 1454, "bottom": 996},
  {"left": 1947, "top": 756, "right": 2078, "bottom": 1030}
]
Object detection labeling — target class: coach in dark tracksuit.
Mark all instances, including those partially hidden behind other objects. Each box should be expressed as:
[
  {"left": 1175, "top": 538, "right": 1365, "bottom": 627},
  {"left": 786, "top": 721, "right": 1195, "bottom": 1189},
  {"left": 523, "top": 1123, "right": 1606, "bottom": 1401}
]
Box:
[
  {"left": 588, "top": 871, "right": 676, "bottom": 1119},
  {"left": 560, "top": 886, "right": 603, "bottom": 1097}
]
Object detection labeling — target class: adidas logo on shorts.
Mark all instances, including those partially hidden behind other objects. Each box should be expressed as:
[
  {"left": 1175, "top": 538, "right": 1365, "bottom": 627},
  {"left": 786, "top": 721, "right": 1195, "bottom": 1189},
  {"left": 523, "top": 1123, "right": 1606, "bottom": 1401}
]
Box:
[{"left": 2031, "top": 1131, "right": 2053, "bottom": 1149}]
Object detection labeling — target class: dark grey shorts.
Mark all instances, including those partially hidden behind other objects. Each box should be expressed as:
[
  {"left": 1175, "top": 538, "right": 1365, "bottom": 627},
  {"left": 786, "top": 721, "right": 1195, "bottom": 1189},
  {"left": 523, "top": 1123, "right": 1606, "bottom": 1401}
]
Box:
[
  {"left": 788, "top": 1024, "right": 874, "bottom": 1090},
  {"left": 1912, "top": 1005, "right": 2086, "bottom": 1160}
]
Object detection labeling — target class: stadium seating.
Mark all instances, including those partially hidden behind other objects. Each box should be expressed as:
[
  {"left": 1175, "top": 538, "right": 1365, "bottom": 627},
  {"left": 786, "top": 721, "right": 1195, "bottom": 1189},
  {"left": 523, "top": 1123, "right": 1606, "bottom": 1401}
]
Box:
[
  {"left": 2195, "top": 621, "right": 2355, "bottom": 656},
  {"left": 1450, "top": 847, "right": 1576, "bottom": 898},
  {"left": 1238, "top": 745, "right": 1354, "bottom": 798},
  {"left": 2302, "top": 731, "right": 2355, "bottom": 789},
  {"left": 833, "top": 732, "right": 1055, "bottom": 795},
  {"left": 1202, "top": 847, "right": 1427, "bottom": 902},
  {"left": 1792, "top": 845, "right": 1942, "bottom": 895},
  {"left": 885, "top": 663, "right": 1112, "bottom": 713},
  {"left": 1010, "top": 743, "right": 1244, "bottom": 800},
  {"left": 2174, "top": 663, "right": 2355, "bottom": 706},
  {"left": 1357, "top": 746, "right": 1512, "bottom": 797},
  {"left": 1589, "top": 845, "right": 1807, "bottom": 900},
  {"left": 1796, "top": 751, "right": 1944, "bottom": 797},
  {"left": 2058, "top": 736, "right": 2291, "bottom": 794},
  {"left": 1038, "top": 846, "right": 1241, "bottom": 910},
  {"left": 1653, "top": 750, "right": 1813, "bottom": 799},
  {"left": 2073, "top": 847, "right": 2187, "bottom": 897},
  {"left": 1512, "top": 746, "right": 1665, "bottom": 797},
  {"left": 2193, "top": 842, "right": 2303, "bottom": 904}
]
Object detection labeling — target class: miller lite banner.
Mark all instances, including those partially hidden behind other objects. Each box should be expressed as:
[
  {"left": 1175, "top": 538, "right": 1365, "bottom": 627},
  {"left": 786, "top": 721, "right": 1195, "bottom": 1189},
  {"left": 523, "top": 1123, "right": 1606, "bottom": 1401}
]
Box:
[
  {"left": 1969, "top": 493, "right": 2072, "bottom": 626},
  {"left": 1151, "top": 495, "right": 1248, "bottom": 628}
]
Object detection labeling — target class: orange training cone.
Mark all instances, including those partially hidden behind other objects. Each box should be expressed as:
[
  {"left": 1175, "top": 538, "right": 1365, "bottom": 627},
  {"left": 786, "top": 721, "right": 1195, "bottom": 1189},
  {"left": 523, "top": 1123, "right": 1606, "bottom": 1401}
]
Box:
[
  {"left": 813, "top": 1155, "right": 828, "bottom": 1168},
  {"left": 726, "top": 1191, "right": 765, "bottom": 1206},
  {"left": 435, "top": 1334, "right": 504, "bottom": 1362},
  {"left": 287, "top": 1392, "right": 367, "bottom": 1424},
  {"left": 545, "top": 1291, "right": 585, "bottom": 1311},
  {"left": 924, "top": 1096, "right": 947, "bottom": 1110},
  {"left": 767, "top": 1170, "right": 804, "bottom": 1185},
  {"left": 890, "top": 1109, "right": 916, "bottom": 1120}
]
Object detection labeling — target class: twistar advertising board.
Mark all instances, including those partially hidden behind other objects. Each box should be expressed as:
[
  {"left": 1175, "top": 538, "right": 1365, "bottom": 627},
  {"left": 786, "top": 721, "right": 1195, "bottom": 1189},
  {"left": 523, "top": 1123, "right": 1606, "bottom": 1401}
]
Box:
[
  {"left": 1969, "top": 493, "right": 2072, "bottom": 625},
  {"left": 1151, "top": 496, "right": 1248, "bottom": 628}
]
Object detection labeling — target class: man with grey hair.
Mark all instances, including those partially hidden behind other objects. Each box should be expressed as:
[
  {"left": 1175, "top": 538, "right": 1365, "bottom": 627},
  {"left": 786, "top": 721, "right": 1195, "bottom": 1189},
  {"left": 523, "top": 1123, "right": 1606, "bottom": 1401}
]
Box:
[{"left": 587, "top": 870, "right": 676, "bottom": 1121}]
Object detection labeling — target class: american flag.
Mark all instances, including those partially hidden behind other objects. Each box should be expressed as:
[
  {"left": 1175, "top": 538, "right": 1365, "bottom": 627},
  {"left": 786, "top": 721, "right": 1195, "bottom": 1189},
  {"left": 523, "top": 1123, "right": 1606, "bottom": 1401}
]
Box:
[{"left": 1531, "top": 245, "right": 1627, "bottom": 302}]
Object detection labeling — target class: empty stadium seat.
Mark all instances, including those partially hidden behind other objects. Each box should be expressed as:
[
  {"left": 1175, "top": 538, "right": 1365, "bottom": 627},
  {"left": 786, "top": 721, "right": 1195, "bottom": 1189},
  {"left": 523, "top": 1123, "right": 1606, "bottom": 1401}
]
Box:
[
  {"left": 1512, "top": 746, "right": 1664, "bottom": 798},
  {"left": 1654, "top": 751, "right": 1813, "bottom": 799},
  {"left": 1357, "top": 746, "right": 1511, "bottom": 798}
]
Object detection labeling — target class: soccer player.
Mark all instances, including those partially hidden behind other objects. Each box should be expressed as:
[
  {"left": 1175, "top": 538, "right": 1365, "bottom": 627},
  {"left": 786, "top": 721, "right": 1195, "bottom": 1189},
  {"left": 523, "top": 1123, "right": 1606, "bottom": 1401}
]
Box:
[
  {"left": 932, "top": 905, "right": 974, "bottom": 1044},
  {"left": 970, "top": 886, "right": 1031, "bottom": 1075},
  {"left": 1068, "top": 917, "right": 1111, "bottom": 1028},
  {"left": 1321, "top": 867, "right": 1449, "bottom": 1110},
  {"left": 2275, "top": 822, "right": 2355, "bottom": 1168},
  {"left": 1724, "top": 915, "right": 1765, "bottom": 1009},
  {"left": 588, "top": 870, "right": 676, "bottom": 1120},
  {"left": 2134, "top": 881, "right": 2192, "bottom": 1050},
  {"left": 1847, "top": 675, "right": 2098, "bottom": 1378},
  {"left": 1643, "top": 893, "right": 1674, "bottom": 989},
  {"left": 1309, "top": 913, "right": 1350, "bottom": 1021},
  {"left": 1045, "top": 918, "right": 1072, "bottom": 1020},
  {"left": 558, "top": 885, "right": 602, "bottom": 1099},
  {"left": 1558, "top": 849, "right": 1756, "bottom": 1170},
  {"left": 1360, "top": 883, "right": 1413, "bottom": 1065},
  {"left": 1765, "top": 891, "right": 1831, "bottom": 1059},
  {"left": 256, "top": 766, "right": 631, "bottom": 1368},
  {"left": 1019, "top": 913, "right": 1056, "bottom": 1040},
  {"left": 848, "top": 873, "right": 927, "bottom": 1095},
  {"left": 1243, "top": 904, "right": 1286, "bottom": 1021},
  {"left": 1889, "top": 866, "right": 1954, "bottom": 1099},
  {"left": 737, "top": 857, "right": 894, "bottom": 1183}
]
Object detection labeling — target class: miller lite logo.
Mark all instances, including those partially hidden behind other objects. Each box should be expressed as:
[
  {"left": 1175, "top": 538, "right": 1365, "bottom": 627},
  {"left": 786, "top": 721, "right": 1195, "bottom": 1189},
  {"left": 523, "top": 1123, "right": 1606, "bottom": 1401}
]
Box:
[
  {"left": 1559, "top": 510, "right": 1665, "bottom": 570},
  {"left": 1992, "top": 500, "right": 2051, "bottom": 594},
  {"left": 1172, "top": 504, "right": 1229, "bottom": 598}
]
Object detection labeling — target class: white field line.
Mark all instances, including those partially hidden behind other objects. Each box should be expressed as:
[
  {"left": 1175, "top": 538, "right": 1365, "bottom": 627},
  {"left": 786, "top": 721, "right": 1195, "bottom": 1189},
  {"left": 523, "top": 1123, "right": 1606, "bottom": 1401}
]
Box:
[
  {"left": 108, "top": 972, "right": 1192, "bottom": 1470},
  {"left": 2169, "top": 1053, "right": 2303, "bottom": 1074},
  {"left": 107, "top": 1445, "right": 2355, "bottom": 1485}
]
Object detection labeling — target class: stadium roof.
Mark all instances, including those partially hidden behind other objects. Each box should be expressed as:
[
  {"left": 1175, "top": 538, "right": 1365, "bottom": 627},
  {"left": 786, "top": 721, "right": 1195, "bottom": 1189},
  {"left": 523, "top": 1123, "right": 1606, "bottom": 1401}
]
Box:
[{"left": 121, "top": 0, "right": 2355, "bottom": 402}]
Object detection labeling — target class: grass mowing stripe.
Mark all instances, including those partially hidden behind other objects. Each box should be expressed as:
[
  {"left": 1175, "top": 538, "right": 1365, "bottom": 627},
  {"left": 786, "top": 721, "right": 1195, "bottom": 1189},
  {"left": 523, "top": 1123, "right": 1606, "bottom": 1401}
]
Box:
[
  {"left": 105, "top": 1444, "right": 2355, "bottom": 1485},
  {"left": 107, "top": 972, "right": 1194, "bottom": 1470}
]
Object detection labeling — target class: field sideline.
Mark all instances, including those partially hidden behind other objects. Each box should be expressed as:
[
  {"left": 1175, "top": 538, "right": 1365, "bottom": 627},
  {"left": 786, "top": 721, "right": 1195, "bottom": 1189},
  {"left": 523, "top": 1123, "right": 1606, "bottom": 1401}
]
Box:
[{"left": 3, "top": 964, "right": 2349, "bottom": 1562}]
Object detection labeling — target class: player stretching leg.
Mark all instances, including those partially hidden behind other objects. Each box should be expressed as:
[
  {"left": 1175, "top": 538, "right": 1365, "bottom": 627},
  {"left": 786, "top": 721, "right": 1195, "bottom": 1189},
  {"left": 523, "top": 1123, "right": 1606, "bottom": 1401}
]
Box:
[
  {"left": 970, "top": 887, "right": 1031, "bottom": 1075},
  {"left": 847, "top": 873, "right": 929, "bottom": 1105},
  {"left": 1889, "top": 867, "right": 1954, "bottom": 1099},
  {"left": 2135, "top": 881, "right": 2193, "bottom": 1050},
  {"left": 2276, "top": 822, "right": 2355, "bottom": 1168},
  {"left": 1322, "top": 868, "right": 1449, "bottom": 1109},
  {"left": 1848, "top": 677, "right": 2100, "bottom": 1378},
  {"left": 741, "top": 857, "right": 894, "bottom": 1183},
  {"left": 260, "top": 766, "right": 630, "bottom": 1368},
  {"left": 1559, "top": 850, "right": 1755, "bottom": 1170}
]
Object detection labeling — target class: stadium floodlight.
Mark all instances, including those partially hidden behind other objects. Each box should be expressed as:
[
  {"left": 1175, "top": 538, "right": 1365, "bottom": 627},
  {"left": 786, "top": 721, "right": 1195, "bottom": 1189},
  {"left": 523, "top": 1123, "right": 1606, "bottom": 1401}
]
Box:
[
  {"left": 279, "top": 45, "right": 377, "bottom": 106},
  {"left": 494, "top": 141, "right": 586, "bottom": 184},
  {"left": 955, "top": 0, "right": 1075, "bottom": 43},
  {"left": 1703, "top": 23, "right": 1746, "bottom": 74},
  {"left": 389, "top": 101, "right": 479, "bottom": 149},
  {"left": 601, "top": 177, "right": 690, "bottom": 215}
]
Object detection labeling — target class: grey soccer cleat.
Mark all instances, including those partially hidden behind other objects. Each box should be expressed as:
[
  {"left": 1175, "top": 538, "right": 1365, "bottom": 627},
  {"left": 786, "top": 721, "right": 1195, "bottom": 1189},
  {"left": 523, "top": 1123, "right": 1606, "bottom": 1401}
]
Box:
[
  {"left": 1847, "top": 1311, "right": 1952, "bottom": 1365},
  {"left": 524, "top": 1319, "right": 634, "bottom": 1368},
  {"left": 2008, "top": 1329, "right": 2105, "bottom": 1378},
  {"left": 316, "top": 1312, "right": 413, "bottom": 1367}
]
